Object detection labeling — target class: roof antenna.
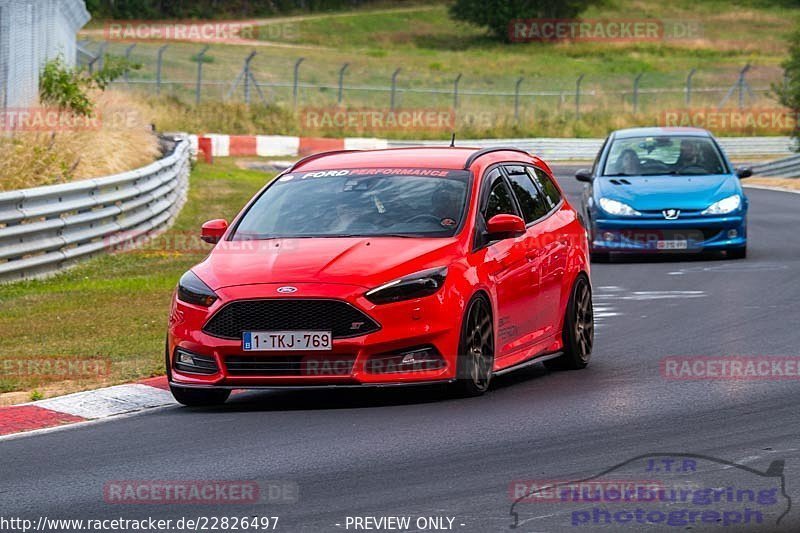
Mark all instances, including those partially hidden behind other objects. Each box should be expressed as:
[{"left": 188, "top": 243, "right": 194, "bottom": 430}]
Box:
[{"left": 450, "top": 132, "right": 456, "bottom": 147}]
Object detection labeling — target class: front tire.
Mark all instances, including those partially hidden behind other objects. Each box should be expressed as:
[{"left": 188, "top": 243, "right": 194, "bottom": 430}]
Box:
[
  {"left": 545, "top": 274, "right": 594, "bottom": 371},
  {"left": 170, "top": 385, "right": 230, "bottom": 407},
  {"left": 454, "top": 295, "right": 495, "bottom": 397}
]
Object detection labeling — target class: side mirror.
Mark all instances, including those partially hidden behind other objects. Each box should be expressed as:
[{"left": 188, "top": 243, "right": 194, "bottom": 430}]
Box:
[
  {"left": 201, "top": 219, "right": 228, "bottom": 244},
  {"left": 575, "top": 168, "right": 593, "bottom": 182},
  {"left": 735, "top": 166, "right": 753, "bottom": 179},
  {"left": 486, "top": 214, "right": 526, "bottom": 240}
]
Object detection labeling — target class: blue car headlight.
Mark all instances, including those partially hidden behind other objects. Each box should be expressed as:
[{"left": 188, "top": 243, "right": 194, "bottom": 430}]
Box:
[
  {"left": 598, "top": 198, "right": 642, "bottom": 217},
  {"left": 701, "top": 194, "right": 741, "bottom": 215}
]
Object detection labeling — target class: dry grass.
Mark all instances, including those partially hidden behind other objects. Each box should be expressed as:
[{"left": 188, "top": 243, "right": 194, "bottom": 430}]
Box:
[
  {"left": 0, "top": 92, "right": 160, "bottom": 192},
  {"left": 746, "top": 177, "right": 800, "bottom": 191}
]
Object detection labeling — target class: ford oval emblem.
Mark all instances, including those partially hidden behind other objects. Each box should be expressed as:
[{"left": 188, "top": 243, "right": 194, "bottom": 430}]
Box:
[{"left": 277, "top": 286, "right": 297, "bottom": 294}]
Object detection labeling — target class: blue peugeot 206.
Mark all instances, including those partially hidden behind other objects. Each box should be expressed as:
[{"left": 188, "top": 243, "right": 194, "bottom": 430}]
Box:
[{"left": 576, "top": 127, "right": 752, "bottom": 261}]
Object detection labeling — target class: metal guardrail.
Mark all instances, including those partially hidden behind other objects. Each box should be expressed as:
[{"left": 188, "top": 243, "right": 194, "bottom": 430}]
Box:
[
  {"left": 387, "top": 136, "right": 796, "bottom": 161},
  {"left": 752, "top": 154, "right": 800, "bottom": 178},
  {"left": 0, "top": 135, "right": 191, "bottom": 283}
]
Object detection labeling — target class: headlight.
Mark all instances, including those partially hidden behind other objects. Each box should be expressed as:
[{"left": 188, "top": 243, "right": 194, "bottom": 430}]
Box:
[
  {"left": 598, "top": 197, "right": 642, "bottom": 216},
  {"left": 365, "top": 267, "right": 447, "bottom": 305},
  {"left": 177, "top": 271, "right": 218, "bottom": 307},
  {"left": 701, "top": 194, "right": 741, "bottom": 215}
]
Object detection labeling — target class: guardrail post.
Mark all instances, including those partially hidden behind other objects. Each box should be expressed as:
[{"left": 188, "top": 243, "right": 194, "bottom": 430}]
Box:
[
  {"left": 123, "top": 44, "right": 136, "bottom": 84},
  {"left": 514, "top": 77, "right": 524, "bottom": 123},
  {"left": 390, "top": 67, "right": 402, "bottom": 111},
  {"left": 293, "top": 57, "right": 305, "bottom": 108},
  {"left": 633, "top": 73, "right": 643, "bottom": 114},
  {"left": 575, "top": 74, "right": 585, "bottom": 120},
  {"left": 338, "top": 63, "right": 349, "bottom": 105},
  {"left": 685, "top": 68, "right": 696, "bottom": 106},
  {"left": 195, "top": 45, "right": 210, "bottom": 105},
  {"left": 156, "top": 45, "right": 168, "bottom": 95},
  {"left": 453, "top": 73, "right": 462, "bottom": 110}
]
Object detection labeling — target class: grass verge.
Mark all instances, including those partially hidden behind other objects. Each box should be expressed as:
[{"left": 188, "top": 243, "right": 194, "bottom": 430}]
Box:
[{"left": 0, "top": 159, "right": 270, "bottom": 405}]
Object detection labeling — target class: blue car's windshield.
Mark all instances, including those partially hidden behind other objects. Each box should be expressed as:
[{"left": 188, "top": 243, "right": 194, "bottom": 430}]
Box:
[
  {"left": 602, "top": 135, "right": 728, "bottom": 177},
  {"left": 233, "top": 168, "right": 470, "bottom": 239}
]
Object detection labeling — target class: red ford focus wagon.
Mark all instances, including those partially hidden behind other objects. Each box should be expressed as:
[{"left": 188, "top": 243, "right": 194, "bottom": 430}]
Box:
[{"left": 167, "top": 147, "right": 593, "bottom": 405}]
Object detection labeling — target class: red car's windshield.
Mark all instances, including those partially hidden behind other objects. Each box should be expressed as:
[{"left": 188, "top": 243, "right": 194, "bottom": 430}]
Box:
[{"left": 233, "top": 168, "right": 471, "bottom": 239}]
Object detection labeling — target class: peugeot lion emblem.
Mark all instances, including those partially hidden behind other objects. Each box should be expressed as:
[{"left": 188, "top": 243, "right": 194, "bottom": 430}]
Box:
[
  {"left": 277, "top": 286, "right": 298, "bottom": 294},
  {"left": 663, "top": 209, "right": 680, "bottom": 220}
]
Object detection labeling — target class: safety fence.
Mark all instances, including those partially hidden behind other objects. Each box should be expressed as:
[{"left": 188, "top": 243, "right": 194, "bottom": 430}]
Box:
[{"left": 0, "top": 134, "right": 190, "bottom": 283}]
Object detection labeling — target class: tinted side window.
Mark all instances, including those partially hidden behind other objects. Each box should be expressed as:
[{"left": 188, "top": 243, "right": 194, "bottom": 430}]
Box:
[
  {"left": 504, "top": 168, "right": 549, "bottom": 223},
  {"left": 529, "top": 167, "right": 563, "bottom": 210},
  {"left": 483, "top": 171, "right": 518, "bottom": 220}
]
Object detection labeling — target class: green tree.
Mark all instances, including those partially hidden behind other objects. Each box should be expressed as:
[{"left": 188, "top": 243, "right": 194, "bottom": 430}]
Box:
[
  {"left": 449, "top": 0, "right": 603, "bottom": 42},
  {"left": 775, "top": 27, "right": 800, "bottom": 144}
]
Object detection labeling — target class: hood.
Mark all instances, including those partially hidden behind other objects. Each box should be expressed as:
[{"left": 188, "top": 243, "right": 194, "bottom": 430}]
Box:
[
  {"left": 193, "top": 236, "right": 460, "bottom": 290},
  {"left": 595, "top": 174, "right": 741, "bottom": 211}
]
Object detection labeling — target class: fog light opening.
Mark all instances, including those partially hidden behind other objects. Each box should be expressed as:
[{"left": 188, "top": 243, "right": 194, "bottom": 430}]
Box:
[
  {"left": 727, "top": 229, "right": 738, "bottom": 239},
  {"left": 603, "top": 232, "right": 616, "bottom": 241},
  {"left": 365, "top": 346, "right": 446, "bottom": 374},
  {"left": 174, "top": 349, "right": 219, "bottom": 375}
]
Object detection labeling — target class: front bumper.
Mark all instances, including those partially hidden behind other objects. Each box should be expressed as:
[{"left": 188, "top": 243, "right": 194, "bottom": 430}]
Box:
[
  {"left": 590, "top": 213, "right": 746, "bottom": 253},
  {"left": 167, "top": 282, "right": 460, "bottom": 388}
]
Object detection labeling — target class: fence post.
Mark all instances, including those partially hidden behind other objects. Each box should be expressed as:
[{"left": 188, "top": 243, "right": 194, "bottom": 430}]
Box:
[
  {"left": 575, "top": 74, "right": 585, "bottom": 120},
  {"left": 633, "top": 73, "right": 643, "bottom": 114},
  {"left": 338, "top": 63, "right": 349, "bottom": 105},
  {"left": 293, "top": 57, "right": 305, "bottom": 108},
  {"left": 391, "top": 67, "right": 402, "bottom": 111},
  {"left": 719, "top": 63, "right": 753, "bottom": 109},
  {"left": 195, "top": 45, "right": 210, "bottom": 105},
  {"left": 685, "top": 68, "right": 696, "bottom": 106},
  {"left": 124, "top": 44, "right": 136, "bottom": 84},
  {"left": 156, "top": 44, "right": 168, "bottom": 95},
  {"left": 244, "top": 51, "right": 256, "bottom": 104},
  {"left": 453, "top": 73, "right": 462, "bottom": 109},
  {"left": 738, "top": 63, "right": 751, "bottom": 109},
  {"left": 514, "top": 77, "right": 524, "bottom": 123},
  {"left": 89, "top": 41, "right": 108, "bottom": 74}
]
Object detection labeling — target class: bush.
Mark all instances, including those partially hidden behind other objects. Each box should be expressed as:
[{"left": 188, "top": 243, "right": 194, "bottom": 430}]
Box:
[
  {"left": 39, "top": 55, "right": 140, "bottom": 116},
  {"left": 449, "top": 0, "right": 604, "bottom": 42}
]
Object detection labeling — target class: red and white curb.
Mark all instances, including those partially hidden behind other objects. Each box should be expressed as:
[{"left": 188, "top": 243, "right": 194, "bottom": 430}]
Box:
[
  {"left": 0, "top": 376, "right": 175, "bottom": 438},
  {"left": 189, "top": 134, "right": 388, "bottom": 158}
]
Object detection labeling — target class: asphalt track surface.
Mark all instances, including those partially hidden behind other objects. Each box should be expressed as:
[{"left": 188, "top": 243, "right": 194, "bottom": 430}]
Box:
[{"left": 2, "top": 169, "right": 799, "bottom": 533}]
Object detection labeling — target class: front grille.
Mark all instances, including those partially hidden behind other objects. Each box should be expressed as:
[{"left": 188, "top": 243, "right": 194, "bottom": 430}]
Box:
[
  {"left": 225, "top": 355, "right": 356, "bottom": 376},
  {"left": 203, "top": 299, "right": 380, "bottom": 339}
]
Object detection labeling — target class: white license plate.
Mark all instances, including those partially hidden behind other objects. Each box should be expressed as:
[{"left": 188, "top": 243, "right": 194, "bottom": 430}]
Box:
[
  {"left": 243, "top": 331, "right": 332, "bottom": 351},
  {"left": 657, "top": 240, "right": 688, "bottom": 250}
]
